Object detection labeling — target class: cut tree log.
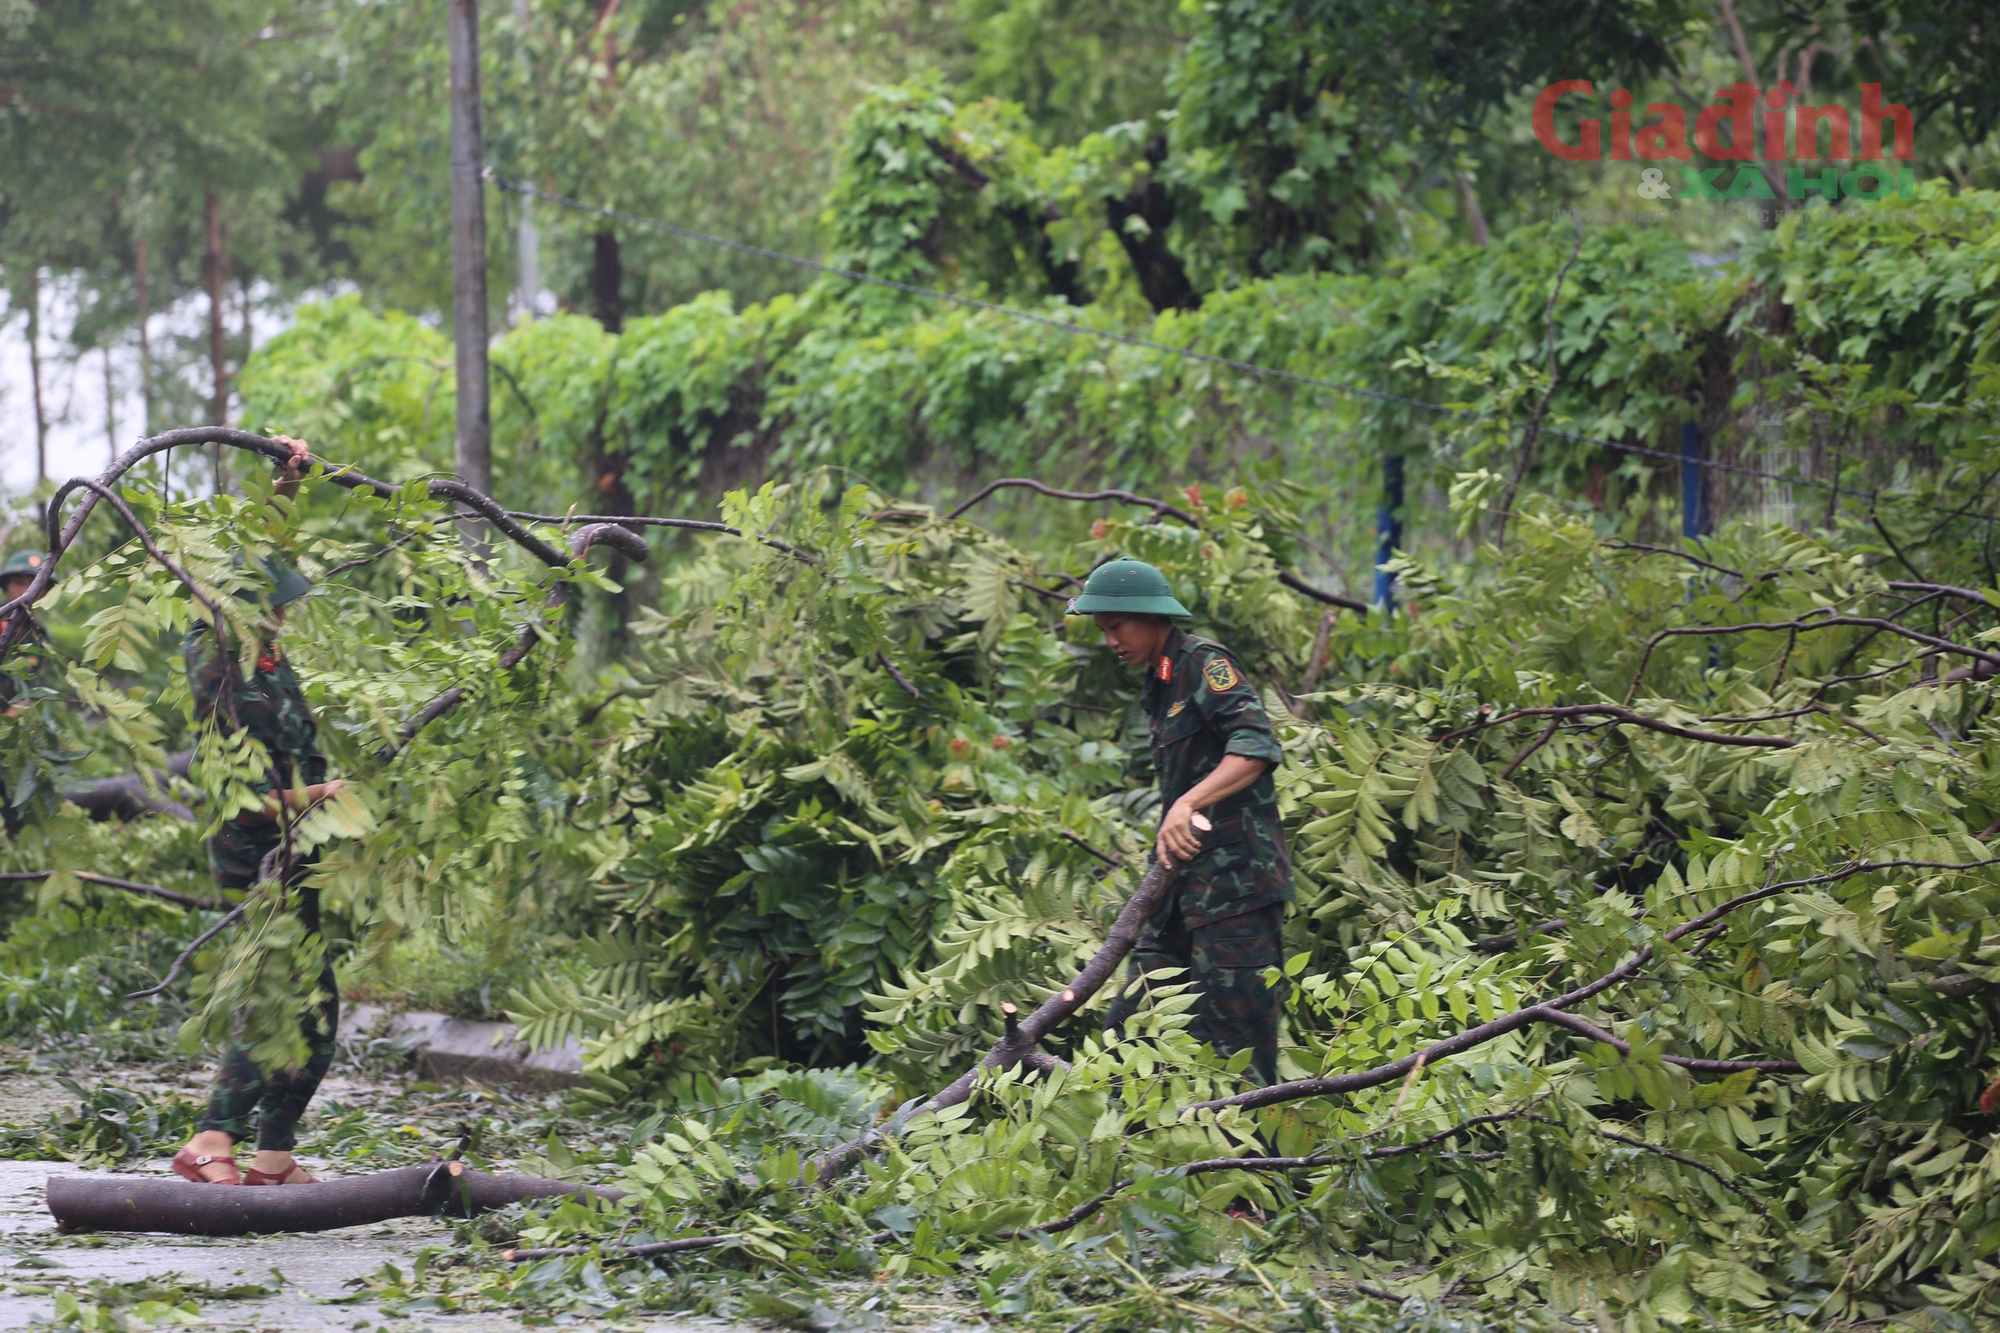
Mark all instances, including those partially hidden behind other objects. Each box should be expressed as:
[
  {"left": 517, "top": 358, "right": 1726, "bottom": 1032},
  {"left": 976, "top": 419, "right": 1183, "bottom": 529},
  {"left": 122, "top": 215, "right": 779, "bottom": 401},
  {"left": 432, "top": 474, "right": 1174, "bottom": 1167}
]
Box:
[{"left": 46, "top": 1162, "right": 623, "bottom": 1236}]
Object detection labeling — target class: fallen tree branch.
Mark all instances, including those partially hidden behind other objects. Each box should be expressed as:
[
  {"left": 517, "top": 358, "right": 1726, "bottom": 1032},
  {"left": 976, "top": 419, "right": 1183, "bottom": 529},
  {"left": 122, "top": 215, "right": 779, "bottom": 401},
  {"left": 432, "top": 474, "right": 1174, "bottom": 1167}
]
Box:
[
  {"left": 0, "top": 430, "right": 653, "bottom": 772},
  {"left": 1182, "top": 857, "right": 2000, "bottom": 1117},
  {"left": 808, "top": 856, "right": 1180, "bottom": 1183},
  {"left": 0, "top": 870, "right": 226, "bottom": 912},
  {"left": 1441, "top": 703, "right": 1798, "bottom": 750},
  {"left": 0, "top": 428, "right": 605, "bottom": 663},
  {"left": 995, "top": 1111, "right": 1533, "bottom": 1238},
  {"left": 60, "top": 752, "right": 196, "bottom": 824},
  {"left": 46, "top": 1160, "right": 622, "bottom": 1236},
  {"left": 1624, "top": 611, "right": 2000, "bottom": 703},
  {"left": 1536, "top": 1008, "right": 1804, "bottom": 1074}
]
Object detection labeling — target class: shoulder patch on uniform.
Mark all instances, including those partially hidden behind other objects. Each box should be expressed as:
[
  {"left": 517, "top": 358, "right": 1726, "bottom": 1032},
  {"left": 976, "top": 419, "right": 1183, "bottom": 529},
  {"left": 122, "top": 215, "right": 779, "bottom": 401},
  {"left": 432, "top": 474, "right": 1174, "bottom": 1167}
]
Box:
[
  {"left": 1166, "top": 699, "right": 1186, "bottom": 717},
  {"left": 1202, "top": 656, "right": 1241, "bottom": 692}
]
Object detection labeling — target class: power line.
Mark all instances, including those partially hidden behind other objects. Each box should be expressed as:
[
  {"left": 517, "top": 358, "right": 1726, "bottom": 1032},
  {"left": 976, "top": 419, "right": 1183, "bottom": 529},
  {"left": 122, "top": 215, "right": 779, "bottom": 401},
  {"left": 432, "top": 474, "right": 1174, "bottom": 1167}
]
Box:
[{"left": 489, "top": 176, "right": 1939, "bottom": 508}]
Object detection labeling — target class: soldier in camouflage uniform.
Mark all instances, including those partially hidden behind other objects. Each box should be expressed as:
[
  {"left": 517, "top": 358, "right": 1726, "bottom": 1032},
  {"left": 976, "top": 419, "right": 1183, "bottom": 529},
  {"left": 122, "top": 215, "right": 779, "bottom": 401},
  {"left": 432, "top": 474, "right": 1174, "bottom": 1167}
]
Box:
[
  {"left": 0, "top": 550, "right": 51, "bottom": 712},
  {"left": 0, "top": 551, "right": 54, "bottom": 834},
  {"left": 175, "top": 437, "right": 349, "bottom": 1186},
  {"left": 1079, "top": 559, "right": 1292, "bottom": 1086}
]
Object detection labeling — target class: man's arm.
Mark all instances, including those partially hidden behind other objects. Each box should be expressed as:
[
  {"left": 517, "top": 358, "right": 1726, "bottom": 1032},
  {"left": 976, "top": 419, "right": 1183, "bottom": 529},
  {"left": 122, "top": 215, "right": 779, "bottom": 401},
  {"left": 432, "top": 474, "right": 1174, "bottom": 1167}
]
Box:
[
  {"left": 1156, "top": 754, "right": 1270, "bottom": 865},
  {"left": 234, "top": 779, "right": 348, "bottom": 825}
]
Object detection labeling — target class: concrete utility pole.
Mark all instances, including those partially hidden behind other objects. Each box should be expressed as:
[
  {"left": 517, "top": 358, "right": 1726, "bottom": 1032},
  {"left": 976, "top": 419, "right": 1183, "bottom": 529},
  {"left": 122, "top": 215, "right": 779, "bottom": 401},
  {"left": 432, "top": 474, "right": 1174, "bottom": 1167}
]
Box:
[{"left": 448, "top": 0, "right": 493, "bottom": 498}]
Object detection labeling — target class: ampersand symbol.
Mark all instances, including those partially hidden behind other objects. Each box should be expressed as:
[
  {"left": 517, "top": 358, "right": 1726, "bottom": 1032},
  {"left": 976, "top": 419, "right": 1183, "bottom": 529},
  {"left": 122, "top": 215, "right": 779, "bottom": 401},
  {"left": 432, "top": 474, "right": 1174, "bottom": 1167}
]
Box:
[{"left": 1635, "top": 168, "right": 1673, "bottom": 200}]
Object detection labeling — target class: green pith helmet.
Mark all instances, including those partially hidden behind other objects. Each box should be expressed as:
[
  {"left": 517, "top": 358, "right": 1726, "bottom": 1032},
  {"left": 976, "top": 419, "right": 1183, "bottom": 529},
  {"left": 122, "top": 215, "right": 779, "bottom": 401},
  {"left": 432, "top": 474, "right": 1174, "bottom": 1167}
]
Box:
[
  {"left": 1, "top": 551, "right": 47, "bottom": 579},
  {"left": 1067, "top": 558, "right": 1191, "bottom": 618},
  {"left": 231, "top": 555, "right": 313, "bottom": 609}
]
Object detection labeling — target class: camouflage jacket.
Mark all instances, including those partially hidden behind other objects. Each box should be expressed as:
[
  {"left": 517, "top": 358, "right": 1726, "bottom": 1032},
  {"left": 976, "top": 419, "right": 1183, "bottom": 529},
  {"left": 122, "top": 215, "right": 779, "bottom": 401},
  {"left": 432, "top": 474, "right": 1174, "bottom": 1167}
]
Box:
[
  {"left": 186, "top": 628, "right": 325, "bottom": 888},
  {"left": 1140, "top": 627, "right": 1292, "bottom": 927},
  {"left": 0, "top": 622, "right": 49, "bottom": 712}
]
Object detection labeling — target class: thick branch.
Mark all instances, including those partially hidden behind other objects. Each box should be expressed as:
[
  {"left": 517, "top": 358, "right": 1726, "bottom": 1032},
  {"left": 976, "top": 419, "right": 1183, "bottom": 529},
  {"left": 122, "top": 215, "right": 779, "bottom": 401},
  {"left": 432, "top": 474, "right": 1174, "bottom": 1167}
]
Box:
[
  {"left": 1183, "top": 858, "right": 2000, "bottom": 1117},
  {"left": 1, "top": 427, "right": 607, "bottom": 663},
  {"left": 1442, "top": 703, "right": 1797, "bottom": 750},
  {"left": 808, "top": 857, "right": 1179, "bottom": 1182}
]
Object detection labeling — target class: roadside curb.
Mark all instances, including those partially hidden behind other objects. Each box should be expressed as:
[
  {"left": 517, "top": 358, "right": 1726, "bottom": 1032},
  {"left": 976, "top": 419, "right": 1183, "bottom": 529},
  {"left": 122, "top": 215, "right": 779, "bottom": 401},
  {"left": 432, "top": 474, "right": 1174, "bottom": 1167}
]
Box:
[{"left": 339, "top": 1005, "right": 586, "bottom": 1091}]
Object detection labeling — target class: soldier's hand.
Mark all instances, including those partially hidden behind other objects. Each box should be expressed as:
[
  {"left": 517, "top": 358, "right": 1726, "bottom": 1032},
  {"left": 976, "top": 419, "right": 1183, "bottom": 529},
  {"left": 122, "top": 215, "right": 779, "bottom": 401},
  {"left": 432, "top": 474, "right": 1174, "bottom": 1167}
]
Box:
[
  {"left": 273, "top": 434, "right": 312, "bottom": 475},
  {"left": 1157, "top": 801, "right": 1209, "bottom": 866}
]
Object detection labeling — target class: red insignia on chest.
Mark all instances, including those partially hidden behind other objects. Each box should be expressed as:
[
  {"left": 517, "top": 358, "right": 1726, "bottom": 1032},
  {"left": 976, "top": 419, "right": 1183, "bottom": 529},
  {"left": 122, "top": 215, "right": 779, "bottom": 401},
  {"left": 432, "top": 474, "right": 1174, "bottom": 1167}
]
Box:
[
  {"left": 256, "top": 650, "right": 278, "bottom": 674},
  {"left": 1157, "top": 656, "right": 1172, "bottom": 683}
]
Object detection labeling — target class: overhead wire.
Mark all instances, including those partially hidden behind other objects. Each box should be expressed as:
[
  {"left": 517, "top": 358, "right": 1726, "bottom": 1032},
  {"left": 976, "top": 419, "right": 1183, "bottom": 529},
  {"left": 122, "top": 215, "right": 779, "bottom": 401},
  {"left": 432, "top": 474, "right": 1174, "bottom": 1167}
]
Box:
[{"left": 489, "top": 174, "right": 1964, "bottom": 510}]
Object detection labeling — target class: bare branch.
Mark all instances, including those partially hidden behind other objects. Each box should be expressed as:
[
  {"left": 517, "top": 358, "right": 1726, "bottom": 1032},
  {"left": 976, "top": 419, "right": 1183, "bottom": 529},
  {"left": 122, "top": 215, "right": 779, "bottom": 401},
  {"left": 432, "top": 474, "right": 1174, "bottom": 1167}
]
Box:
[{"left": 945, "top": 478, "right": 1198, "bottom": 526}]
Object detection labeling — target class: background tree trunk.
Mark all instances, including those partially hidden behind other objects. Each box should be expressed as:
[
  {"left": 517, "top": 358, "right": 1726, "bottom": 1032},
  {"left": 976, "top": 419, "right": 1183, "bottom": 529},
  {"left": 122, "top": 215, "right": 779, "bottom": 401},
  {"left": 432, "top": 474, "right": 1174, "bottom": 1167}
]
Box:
[
  {"left": 25, "top": 266, "right": 46, "bottom": 486},
  {"left": 204, "top": 186, "right": 228, "bottom": 491}
]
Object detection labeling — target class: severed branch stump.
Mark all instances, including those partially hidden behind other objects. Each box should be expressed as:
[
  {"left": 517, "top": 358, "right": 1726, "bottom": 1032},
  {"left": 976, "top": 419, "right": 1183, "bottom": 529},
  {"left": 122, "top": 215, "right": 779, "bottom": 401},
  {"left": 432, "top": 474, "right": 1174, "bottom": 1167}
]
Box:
[{"left": 47, "top": 1163, "right": 623, "bottom": 1236}]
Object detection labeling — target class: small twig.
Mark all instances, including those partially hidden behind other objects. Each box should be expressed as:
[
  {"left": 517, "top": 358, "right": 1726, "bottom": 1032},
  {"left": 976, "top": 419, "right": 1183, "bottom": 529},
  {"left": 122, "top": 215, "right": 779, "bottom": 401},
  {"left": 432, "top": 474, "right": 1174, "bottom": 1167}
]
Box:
[
  {"left": 876, "top": 651, "right": 921, "bottom": 699},
  {"left": 1498, "top": 718, "right": 1564, "bottom": 780},
  {"left": 1012, "top": 579, "right": 1071, "bottom": 603},
  {"left": 126, "top": 902, "right": 247, "bottom": 999},
  {"left": 322, "top": 528, "right": 428, "bottom": 578},
  {"left": 1060, "top": 831, "right": 1121, "bottom": 866}
]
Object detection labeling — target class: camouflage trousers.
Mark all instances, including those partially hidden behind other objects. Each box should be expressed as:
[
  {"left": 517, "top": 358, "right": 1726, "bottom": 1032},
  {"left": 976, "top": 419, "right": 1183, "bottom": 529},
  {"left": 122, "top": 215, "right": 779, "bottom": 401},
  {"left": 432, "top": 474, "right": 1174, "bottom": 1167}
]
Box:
[
  {"left": 1102, "top": 898, "right": 1285, "bottom": 1087},
  {"left": 196, "top": 880, "right": 338, "bottom": 1152}
]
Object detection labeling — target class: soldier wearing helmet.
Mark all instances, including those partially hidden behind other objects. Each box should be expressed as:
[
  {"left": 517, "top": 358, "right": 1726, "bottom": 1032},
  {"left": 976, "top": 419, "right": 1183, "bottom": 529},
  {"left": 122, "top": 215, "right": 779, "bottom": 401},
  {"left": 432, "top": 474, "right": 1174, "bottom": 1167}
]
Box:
[
  {"left": 1074, "top": 558, "right": 1292, "bottom": 1086},
  {"left": 0, "top": 549, "right": 46, "bottom": 604}
]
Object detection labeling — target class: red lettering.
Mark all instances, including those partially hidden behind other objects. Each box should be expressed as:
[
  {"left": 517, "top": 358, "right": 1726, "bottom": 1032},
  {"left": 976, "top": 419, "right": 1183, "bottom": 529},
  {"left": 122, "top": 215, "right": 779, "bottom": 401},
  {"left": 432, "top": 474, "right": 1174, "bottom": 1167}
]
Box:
[
  {"left": 1609, "top": 88, "right": 1633, "bottom": 160},
  {"left": 1533, "top": 80, "right": 1600, "bottom": 161},
  {"left": 1694, "top": 82, "right": 1759, "bottom": 160},
  {"left": 1796, "top": 103, "right": 1851, "bottom": 160},
  {"left": 1859, "top": 84, "right": 1914, "bottom": 159},
  {"left": 1762, "top": 80, "right": 1794, "bottom": 160},
  {"left": 1633, "top": 104, "right": 1690, "bottom": 161}
]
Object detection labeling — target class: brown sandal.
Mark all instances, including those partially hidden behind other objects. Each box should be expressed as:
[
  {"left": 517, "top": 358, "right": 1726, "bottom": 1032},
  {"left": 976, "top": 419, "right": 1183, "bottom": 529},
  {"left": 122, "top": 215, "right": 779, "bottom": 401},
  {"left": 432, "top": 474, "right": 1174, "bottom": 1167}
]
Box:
[
  {"left": 243, "top": 1162, "right": 316, "bottom": 1186},
  {"left": 171, "top": 1148, "right": 241, "bottom": 1185}
]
